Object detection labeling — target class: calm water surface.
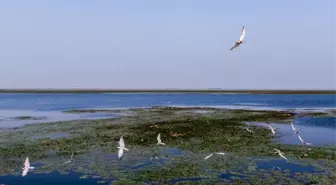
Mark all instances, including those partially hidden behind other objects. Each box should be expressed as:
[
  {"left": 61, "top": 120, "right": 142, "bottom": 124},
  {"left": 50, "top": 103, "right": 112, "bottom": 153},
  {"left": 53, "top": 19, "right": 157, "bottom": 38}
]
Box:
[
  {"left": 0, "top": 93, "right": 335, "bottom": 184},
  {"left": 0, "top": 171, "right": 108, "bottom": 185},
  {"left": 0, "top": 93, "right": 335, "bottom": 111}
]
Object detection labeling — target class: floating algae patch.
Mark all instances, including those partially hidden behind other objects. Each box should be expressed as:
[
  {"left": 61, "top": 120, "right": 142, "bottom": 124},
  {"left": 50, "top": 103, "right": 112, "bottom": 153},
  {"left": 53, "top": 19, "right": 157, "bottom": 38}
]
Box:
[
  {"left": 10, "top": 116, "right": 47, "bottom": 120},
  {"left": 63, "top": 108, "right": 134, "bottom": 114}
]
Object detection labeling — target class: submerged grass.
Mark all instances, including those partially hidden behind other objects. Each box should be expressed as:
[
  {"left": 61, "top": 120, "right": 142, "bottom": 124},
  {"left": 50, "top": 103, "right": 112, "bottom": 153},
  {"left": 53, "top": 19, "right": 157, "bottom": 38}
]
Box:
[
  {"left": 0, "top": 107, "right": 335, "bottom": 184},
  {"left": 10, "top": 116, "right": 47, "bottom": 120}
]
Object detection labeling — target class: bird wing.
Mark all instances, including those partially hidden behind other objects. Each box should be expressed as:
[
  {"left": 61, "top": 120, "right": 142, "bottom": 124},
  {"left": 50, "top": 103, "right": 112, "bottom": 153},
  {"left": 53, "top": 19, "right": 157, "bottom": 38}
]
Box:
[
  {"left": 291, "top": 122, "right": 296, "bottom": 131},
  {"left": 204, "top": 153, "right": 214, "bottom": 160},
  {"left": 239, "top": 26, "right": 246, "bottom": 41},
  {"left": 267, "top": 124, "right": 272, "bottom": 129},
  {"left": 230, "top": 43, "right": 240, "bottom": 51},
  {"left": 61, "top": 160, "right": 72, "bottom": 165},
  {"left": 118, "top": 148, "right": 124, "bottom": 159},
  {"left": 119, "top": 136, "right": 125, "bottom": 148},
  {"left": 298, "top": 135, "right": 304, "bottom": 143},
  {"left": 157, "top": 133, "right": 161, "bottom": 143},
  {"left": 24, "top": 157, "right": 30, "bottom": 169},
  {"left": 272, "top": 128, "right": 276, "bottom": 134},
  {"left": 22, "top": 168, "right": 28, "bottom": 177},
  {"left": 279, "top": 153, "right": 288, "bottom": 161},
  {"left": 215, "top": 152, "right": 226, "bottom": 155}
]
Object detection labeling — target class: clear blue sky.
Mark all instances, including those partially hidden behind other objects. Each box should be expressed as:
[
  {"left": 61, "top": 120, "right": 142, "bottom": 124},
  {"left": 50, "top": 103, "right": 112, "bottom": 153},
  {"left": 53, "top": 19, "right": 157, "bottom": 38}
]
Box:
[{"left": 0, "top": 0, "right": 335, "bottom": 89}]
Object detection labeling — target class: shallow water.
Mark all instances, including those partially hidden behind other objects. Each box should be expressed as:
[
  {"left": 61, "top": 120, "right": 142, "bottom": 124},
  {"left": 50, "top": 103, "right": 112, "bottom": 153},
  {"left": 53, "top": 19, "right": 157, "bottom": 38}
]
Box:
[
  {"left": 257, "top": 159, "right": 316, "bottom": 173},
  {"left": 0, "top": 93, "right": 335, "bottom": 183},
  {"left": 0, "top": 93, "right": 335, "bottom": 128},
  {"left": 0, "top": 171, "right": 108, "bottom": 185},
  {"left": 249, "top": 116, "right": 336, "bottom": 146},
  {"left": 0, "top": 109, "right": 119, "bottom": 128}
]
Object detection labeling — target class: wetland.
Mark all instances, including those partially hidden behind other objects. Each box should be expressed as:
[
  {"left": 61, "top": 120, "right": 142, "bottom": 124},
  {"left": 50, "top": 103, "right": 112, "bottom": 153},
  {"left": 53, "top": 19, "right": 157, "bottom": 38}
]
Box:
[{"left": 0, "top": 106, "right": 335, "bottom": 184}]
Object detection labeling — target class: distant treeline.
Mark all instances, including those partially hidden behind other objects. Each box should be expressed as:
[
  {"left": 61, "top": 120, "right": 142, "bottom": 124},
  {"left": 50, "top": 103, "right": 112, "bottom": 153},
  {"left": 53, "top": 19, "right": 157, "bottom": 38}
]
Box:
[{"left": 0, "top": 89, "right": 335, "bottom": 94}]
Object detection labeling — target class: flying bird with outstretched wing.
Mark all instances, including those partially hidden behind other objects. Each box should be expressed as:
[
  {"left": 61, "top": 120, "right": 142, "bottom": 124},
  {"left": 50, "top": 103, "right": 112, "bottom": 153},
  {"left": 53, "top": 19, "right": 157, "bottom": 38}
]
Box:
[
  {"left": 117, "top": 136, "right": 129, "bottom": 160},
  {"left": 230, "top": 26, "right": 246, "bottom": 51},
  {"left": 22, "top": 157, "right": 35, "bottom": 177}
]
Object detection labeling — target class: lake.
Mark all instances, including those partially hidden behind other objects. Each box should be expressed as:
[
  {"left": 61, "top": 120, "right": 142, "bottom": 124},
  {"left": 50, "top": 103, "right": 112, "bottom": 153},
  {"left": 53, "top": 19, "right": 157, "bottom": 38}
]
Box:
[{"left": 0, "top": 93, "right": 335, "bottom": 184}]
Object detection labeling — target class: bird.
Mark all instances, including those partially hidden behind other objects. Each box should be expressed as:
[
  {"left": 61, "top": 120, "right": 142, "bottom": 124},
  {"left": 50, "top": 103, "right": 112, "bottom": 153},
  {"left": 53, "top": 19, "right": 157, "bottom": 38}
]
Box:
[
  {"left": 61, "top": 152, "right": 74, "bottom": 165},
  {"left": 246, "top": 128, "right": 254, "bottom": 133},
  {"left": 117, "top": 136, "right": 129, "bottom": 160},
  {"left": 204, "top": 153, "right": 214, "bottom": 160},
  {"left": 150, "top": 156, "right": 159, "bottom": 160},
  {"left": 290, "top": 122, "right": 301, "bottom": 134},
  {"left": 230, "top": 26, "right": 246, "bottom": 51},
  {"left": 22, "top": 157, "right": 34, "bottom": 177},
  {"left": 156, "top": 133, "right": 166, "bottom": 146},
  {"left": 215, "top": 152, "right": 226, "bottom": 155},
  {"left": 297, "top": 134, "right": 311, "bottom": 145},
  {"left": 274, "top": 149, "right": 288, "bottom": 161},
  {"left": 272, "top": 166, "right": 282, "bottom": 170},
  {"left": 267, "top": 122, "right": 276, "bottom": 135},
  {"left": 204, "top": 152, "right": 226, "bottom": 160}
]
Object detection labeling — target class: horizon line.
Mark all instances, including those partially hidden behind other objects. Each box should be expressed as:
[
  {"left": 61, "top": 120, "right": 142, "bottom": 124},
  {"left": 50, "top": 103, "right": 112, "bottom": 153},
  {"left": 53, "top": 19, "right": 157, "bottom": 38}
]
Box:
[{"left": 0, "top": 88, "right": 335, "bottom": 94}]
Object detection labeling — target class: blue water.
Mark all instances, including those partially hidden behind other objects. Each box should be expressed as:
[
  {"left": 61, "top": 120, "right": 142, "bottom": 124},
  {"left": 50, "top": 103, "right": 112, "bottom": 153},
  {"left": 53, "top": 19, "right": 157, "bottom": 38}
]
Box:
[
  {"left": 0, "top": 171, "right": 108, "bottom": 185},
  {"left": 0, "top": 93, "right": 335, "bottom": 183},
  {"left": 257, "top": 159, "right": 316, "bottom": 173},
  {"left": 0, "top": 93, "right": 335, "bottom": 141},
  {"left": 0, "top": 93, "right": 335, "bottom": 111}
]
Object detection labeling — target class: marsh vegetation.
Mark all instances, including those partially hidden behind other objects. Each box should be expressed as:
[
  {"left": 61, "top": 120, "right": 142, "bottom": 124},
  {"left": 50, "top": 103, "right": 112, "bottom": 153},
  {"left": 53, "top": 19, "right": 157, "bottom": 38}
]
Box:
[{"left": 0, "top": 107, "right": 335, "bottom": 184}]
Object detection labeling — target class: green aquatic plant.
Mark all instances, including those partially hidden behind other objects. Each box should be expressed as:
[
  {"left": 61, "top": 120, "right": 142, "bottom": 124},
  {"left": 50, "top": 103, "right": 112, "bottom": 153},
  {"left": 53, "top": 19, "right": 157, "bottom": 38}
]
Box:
[
  {"left": 0, "top": 107, "right": 335, "bottom": 184},
  {"left": 10, "top": 116, "right": 47, "bottom": 120}
]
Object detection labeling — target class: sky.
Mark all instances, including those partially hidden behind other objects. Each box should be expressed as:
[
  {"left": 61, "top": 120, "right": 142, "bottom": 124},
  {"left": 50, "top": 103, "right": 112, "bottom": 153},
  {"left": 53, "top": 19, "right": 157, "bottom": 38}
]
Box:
[{"left": 0, "top": 0, "right": 335, "bottom": 89}]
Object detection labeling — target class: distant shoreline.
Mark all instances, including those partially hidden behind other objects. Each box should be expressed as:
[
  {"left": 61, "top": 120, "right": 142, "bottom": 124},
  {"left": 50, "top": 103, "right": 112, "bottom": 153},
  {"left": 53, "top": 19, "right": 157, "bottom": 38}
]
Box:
[{"left": 0, "top": 89, "right": 335, "bottom": 94}]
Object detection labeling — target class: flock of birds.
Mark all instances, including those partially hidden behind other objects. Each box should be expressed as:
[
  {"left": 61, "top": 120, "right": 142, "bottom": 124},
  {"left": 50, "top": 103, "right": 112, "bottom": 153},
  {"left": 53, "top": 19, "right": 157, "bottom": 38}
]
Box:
[
  {"left": 19, "top": 26, "right": 313, "bottom": 177},
  {"left": 21, "top": 119, "right": 312, "bottom": 176},
  {"left": 267, "top": 121, "right": 311, "bottom": 161}
]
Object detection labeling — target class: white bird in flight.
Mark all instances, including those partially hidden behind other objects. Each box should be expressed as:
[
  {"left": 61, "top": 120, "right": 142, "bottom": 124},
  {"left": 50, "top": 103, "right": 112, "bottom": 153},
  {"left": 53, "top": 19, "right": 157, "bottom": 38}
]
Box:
[
  {"left": 297, "top": 134, "right": 311, "bottom": 145},
  {"left": 156, "top": 133, "right": 166, "bottom": 146},
  {"left": 290, "top": 122, "right": 301, "bottom": 134},
  {"left": 274, "top": 149, "right": 288, "bottom": 161},
  {"left": 22, "top": 157, "right": 34, "bottom": 177},
  {"left": 61, "top": 152, "right": 74, "bottom": 165},
  {"left": 272, "top": 166, "right": 282, "bottom": 170},
  {"left": 230, "top": 26, "right": 246, "bottom": 51},
  {"left": 117, "top": 136, "right": 129, "bottom": 159},
  {"left": 246, "top": 128, "right": 254, "bottom": 133},
  {"left": 267, "top": 122, "right": 276, "bottom": 135},
  {"left": 204, "top": 152, "right": 226, "bottom": 160}
]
